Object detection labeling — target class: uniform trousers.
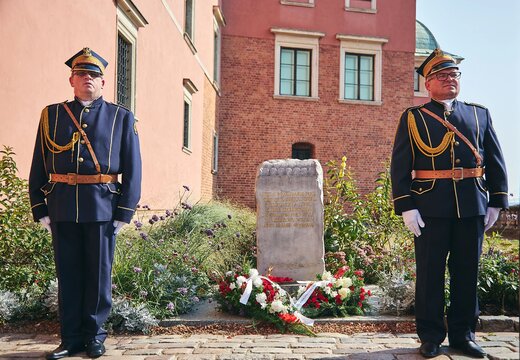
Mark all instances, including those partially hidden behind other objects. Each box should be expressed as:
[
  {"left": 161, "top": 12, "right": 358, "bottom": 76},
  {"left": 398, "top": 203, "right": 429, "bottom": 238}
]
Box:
[
  {"left": 414, "top": 216, "right": 484, "bottom": 345},
  {"left": 50, "top": 221, "right": 116, "bottom": 345}
]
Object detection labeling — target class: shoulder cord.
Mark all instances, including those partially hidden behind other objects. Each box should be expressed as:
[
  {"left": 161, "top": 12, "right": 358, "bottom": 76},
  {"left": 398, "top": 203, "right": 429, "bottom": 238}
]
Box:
[
  {"left": 407, "top": 110, "right": 454, "bottom": 158},
  {"left": 420, "top": 107, "right": 483, "bottom": 166},
  {"left": 39, "top": 107, "right": 80, "bottom": 153}
]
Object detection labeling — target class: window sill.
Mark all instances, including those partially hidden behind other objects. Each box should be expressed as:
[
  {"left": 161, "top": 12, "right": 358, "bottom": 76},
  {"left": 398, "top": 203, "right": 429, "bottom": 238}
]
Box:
[
  {"left": 211, "top": 169, "right": 218, "bottom": 175},
  {"left": 280, "top": 0, "right": 315, "bottom": 8},
  {"left": 338, "top": 99, "right": 382, "bottom": 106},
  {"left": 184, "top": 33, "right": 197, "bottom": 54},
  {"left": 273, "top": 94, "right": 319, "bottom": 101},
  {"left": 182, "top": 146, "right": 192, "bottom": 155},
  {"left": 414, "top": 91, "right": 428, "bottom": 98},
  {"left": 345, "top": 7, "right": 377, "bottom": 14},
  {"left": 212, "top": 80, "right": 221, "bottom": 96}
]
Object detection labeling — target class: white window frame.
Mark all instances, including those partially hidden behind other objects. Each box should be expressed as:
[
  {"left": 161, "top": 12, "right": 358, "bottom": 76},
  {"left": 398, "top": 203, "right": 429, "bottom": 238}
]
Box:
[
  {"left": 337, "top": 34, "right": 387, "bottom": 105},
  {"left": 345, "top": 0, "right": 377, "bottom": 13},
  {"left": 116, "top": 8, "right": 138, "bottom": 113},
  {"left": 271, "top": 28, "right": 324, "bottom": 100},
  {"left": 212, "top": 131, "right": 219, "bottom": 174},
  {"left": 182, "top": 79, "right": 198, "bottom": 153},
  {"left": 213, "top": 18, "right": 222, "bottom": 88},
  {"left": 280, "top": 0, "right": 315, "bottom": 8}
]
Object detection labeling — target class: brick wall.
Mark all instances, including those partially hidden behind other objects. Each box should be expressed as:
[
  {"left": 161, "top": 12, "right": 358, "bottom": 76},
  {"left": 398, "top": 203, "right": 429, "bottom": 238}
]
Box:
[
  {"left": 200, "top": 77, "right": 218, "bottom": 201},
  {"left": 217, "top": 35, "right": 415, "bottom": 208}
]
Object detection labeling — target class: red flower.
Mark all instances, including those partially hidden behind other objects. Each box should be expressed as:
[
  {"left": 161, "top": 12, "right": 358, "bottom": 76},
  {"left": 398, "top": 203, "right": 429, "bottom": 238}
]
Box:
[
  {"left": 367, "top": 290, "right": 372, "bottom": 296},
  {"left": 219, "top": 281, "right": 231, "bottom": 296},
  {"left": 354, "top": 270, "right": 364, "bottom": 277},
  {"left": 335, "top": 294, "right": 342, "bottom": 305},
  {"left": 268, "top": 275, "right": 294, "bottom": 283},
  {"left": 358, "top": 301, "right": 363, "bottom": 308},
  {"left": 360, "top": 293, "right": 365, "bottom": 301},
  {"left": 278, "top": 313, "right": 299, "bottom": 324},
  {"left": 334, "top": 266, "right": 348, "bottom": 279}
]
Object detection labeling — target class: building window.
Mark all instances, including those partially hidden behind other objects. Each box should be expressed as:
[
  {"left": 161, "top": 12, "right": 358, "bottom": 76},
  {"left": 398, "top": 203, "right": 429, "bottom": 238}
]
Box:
[
  {"left": 117, "top": 35, "right": 132, "bottom": 109},
  {"left": 292, "top": 142, "right": 313, "bottom": 160},
  {"left": 344, "top": 53, "right": 374, "bottom": 101},
  {"left": 183, "top": 99, "right": 191, "bottom": 150},
  {"left": 337, "top": 34, "right": 387, "bottom": 105},
  {"left": 116, "top": 2, "right": 146, "bottom": 113},
  {"left": 213, "top": 21, "right": 221, "bottom": 86},
  {"left": 280, "top": 48, "right": 311, "bottom": 96},
  {"left": 185, "top": 0, "right": 194, "bottom": 41},
  {"left": 280, "top": 0, "right": 315, "bottom": 7},
  {"left": 272, "top": 28, "right": 324, "bottom": 100},
  {"left": 414, "top": 69, "right": 420, "bottom": 92},
  {"left": 345, "top": 0, "right": 376, "bottom": 13},
  {"left": 182, "top": 79, "right": 198, "bottom": 152},
  {"left": 212, "top": 132, "right": 219, "bottom": 173}
]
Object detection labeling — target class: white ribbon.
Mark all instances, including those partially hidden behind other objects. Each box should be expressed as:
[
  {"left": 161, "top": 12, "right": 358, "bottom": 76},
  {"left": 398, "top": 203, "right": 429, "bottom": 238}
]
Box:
[
  {"left": 239, "top": 275, "right": 279, "bottom": 305},
  {"left": 293, "top": 280, "right": 330, "bottom": 310},
  {"left": 294, "top": 310, "right": 315, "bottom": 326}
]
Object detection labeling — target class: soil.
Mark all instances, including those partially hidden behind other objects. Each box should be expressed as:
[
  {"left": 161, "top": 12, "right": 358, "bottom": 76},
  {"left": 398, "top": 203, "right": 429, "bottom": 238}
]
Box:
[{"left": 0, "top": 320, "right": 416, "bottom": 337}]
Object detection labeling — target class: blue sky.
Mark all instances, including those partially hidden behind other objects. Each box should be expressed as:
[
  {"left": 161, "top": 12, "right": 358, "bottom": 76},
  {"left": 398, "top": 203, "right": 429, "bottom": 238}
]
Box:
[{"left": 416, "top": 0, "right": 520, "bottom": 205}]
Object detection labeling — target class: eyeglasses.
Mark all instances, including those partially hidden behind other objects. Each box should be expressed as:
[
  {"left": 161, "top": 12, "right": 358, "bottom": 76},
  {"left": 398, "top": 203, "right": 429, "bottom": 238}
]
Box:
[
  {"left": 430, "top": 71, "right": 461, "bottom": 81},
  {"left": 73, "top": 71, "right": 103, "bottom": 79}
]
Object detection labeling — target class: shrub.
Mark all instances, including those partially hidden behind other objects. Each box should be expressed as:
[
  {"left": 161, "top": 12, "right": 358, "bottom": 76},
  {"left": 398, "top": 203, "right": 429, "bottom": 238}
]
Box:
[
  {"left": 0, "top": 146, "right": 55, "bottom": 291},
  {"left": 323, "top": 156, "right": 414, "bottom": 283},
  {"left": 106, "top": 297, "right": 158, "bottom": 334},
  {"left": 112, "top": 194, "right": 256, "bottom": 319},
  {"left": 377, "top": 269, "right": 415, "bottom": 315}
]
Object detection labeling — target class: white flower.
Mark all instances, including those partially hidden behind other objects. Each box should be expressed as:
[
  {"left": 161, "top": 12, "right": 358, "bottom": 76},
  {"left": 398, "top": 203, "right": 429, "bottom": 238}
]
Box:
[
  {"left": 256, "top": 292, "right": 267, "bottom": 304},
  {"left": 269, "top": 300, "right": 286, "bottom": 313},
  {"left": 229, "top": 282, "right": 236, "bottom": 290},
  {"left": 343, "top": 277, "right": 352, "bottom": 288},
  {"left": 236, "top": 276, "right": 247, "bottom": 287},
  {"left": 260, "top": 302, "right": 268, "bottom": 309},
  {"left": 225, "top": 271, "right": 233, "bottom": 277},
  {"left": 335, "top": 277, "right": 352, "bottom": 288},
  {"left": 253, "top": 276, "right": 263, "bottom": 287},
  {"left": 321, "top": 271, "right": 333, "bottom": 281},
  {"left": 323, "top": 286, "right": 332, "bottom": 295},
  {"left": 331, "top": 291, "right": 338, "bottom": 298},
  {"left": 297, "top": 285, "right": 307, "bottom": 297},
  {"left": 338, "top": 287, "right": 351, "bottom": 300},
  {"left": 278, "top": 289, "right": 287, "bottom": 297},
  {"left": 249, "top": 269, "right": 259, "bottom": 278}
]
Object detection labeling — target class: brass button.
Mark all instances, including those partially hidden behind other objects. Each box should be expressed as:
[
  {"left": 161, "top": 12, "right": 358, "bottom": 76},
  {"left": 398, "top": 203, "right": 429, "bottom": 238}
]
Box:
[
  {"left": 84, "top": 108, "right": 90, "bottom": 113},
  {"left": 454, "top": 141, "right": 460, "bottom": 146},
  {"left": 419, "top": 187, "right": 423, "bottom": 192},
  {"left": 455, "top": 159, "right": 461, "bottom": 164},
  {"left": 82, "top": 123, "right": 88, "bottom": 129},
  {"left": 78, "top": 157, "right": 84, "bottom": 163},
  {"left": 80, "top": 140, "right": 85, "bottom": 145}
]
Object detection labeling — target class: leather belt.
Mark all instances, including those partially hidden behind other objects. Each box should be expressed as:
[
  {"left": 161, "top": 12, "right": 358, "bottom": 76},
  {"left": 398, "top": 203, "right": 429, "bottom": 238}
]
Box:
[
  {"left": 413, "top": 167, "right": 484, "bottom": 180},
  {"left": 49, "top": 173, "right": 119, "bottom": 185}
]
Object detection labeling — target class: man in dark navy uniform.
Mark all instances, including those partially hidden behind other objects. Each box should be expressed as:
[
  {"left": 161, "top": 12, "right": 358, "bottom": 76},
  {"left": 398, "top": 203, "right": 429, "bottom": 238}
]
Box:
[
  {"left": 29, "top": 48, "right": 142, "bottom": 359},
  {"left": 391, "top": 49, "right": 508, "bottom": 358}
]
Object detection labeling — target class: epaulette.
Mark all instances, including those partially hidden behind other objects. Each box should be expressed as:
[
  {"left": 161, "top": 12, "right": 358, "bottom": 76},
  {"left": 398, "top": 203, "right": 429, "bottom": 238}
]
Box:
[
  {"left": 464, "top": 101, "right": 487, "bottom": 109},
  {"left": 404, "top": 104, "right": 424, "bottom": 114}
]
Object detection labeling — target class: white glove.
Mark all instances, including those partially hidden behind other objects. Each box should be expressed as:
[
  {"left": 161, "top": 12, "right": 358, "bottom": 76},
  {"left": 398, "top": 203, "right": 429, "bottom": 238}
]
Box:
[
  {"left": 484, "top": 207, "right": 501, "bottom": 232},
  {"left": 113, "top": 220, "right": 125, "bottom": 235},
  {"left": 39, "top": 216, "right": 52, "bottom": 234},
  {"left": 402, "top": 209, "right": 425, "bottom": 237}
]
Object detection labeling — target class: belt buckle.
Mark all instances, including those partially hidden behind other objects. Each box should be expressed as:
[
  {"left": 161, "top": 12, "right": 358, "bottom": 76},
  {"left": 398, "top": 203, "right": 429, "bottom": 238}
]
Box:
[
  {"left": 452, "top": 167, "right": 464, "bottom": 181},
  {"left": 67, "top": 173, "right": 77, "bottom": 185}
]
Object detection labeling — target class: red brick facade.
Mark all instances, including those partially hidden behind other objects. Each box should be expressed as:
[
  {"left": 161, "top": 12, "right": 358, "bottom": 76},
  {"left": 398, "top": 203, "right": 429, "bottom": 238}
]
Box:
[{"left": 217, "top": 35, "right": 415, "bottom": 208}]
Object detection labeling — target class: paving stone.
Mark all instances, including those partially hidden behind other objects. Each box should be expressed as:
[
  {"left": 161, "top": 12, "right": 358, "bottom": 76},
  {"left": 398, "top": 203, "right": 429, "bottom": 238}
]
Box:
[
  {"left": 336, "top": 342, "right": 385, "bottom": 350},
  {"left": 372, "top": 337, "right": 416, "bottom": 344},
  {"left": 218, "top": 356, "right": 272, "bottom": 360},
  {"left": 162, "top": 348, "right": 195, "bottom": 355},
  {"left": 291, "top": 347, "right": 333, "bottom": 354},
  {"left": 396, "top": 354, "right": 448, "bottom": 360},
  {"left": 176, "top": 355, "right": 216, "bottom": 360},
  {"left": 249, "top": 348, "right": 293, "bottom": 354},
  {"left": 239, "top": 342, "right": 289, "bottom": 348},
  {"left": 193, "top": 348, "right": 233, "bottom": 355},
  {"left": 297, "top": 336, "right": 337, "bottom": 343},
  {"left": 199, "top": 342, "right": 242, "bottom": 348},
  {"left": 149, "top": 342, "right": 199, "bottom": 349},
  {"left": 124, "top": 348, "right": 163, "bottom": 356},
  {"left": 480, "top": 316, "right": 515, "bottom": 332},
  {"left": 144, "top": 356, "right": 176, "bottom": 360}
]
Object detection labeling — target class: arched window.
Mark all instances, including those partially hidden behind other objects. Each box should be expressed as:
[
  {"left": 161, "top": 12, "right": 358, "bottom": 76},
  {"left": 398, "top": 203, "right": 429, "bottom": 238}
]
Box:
[{"left": 292, "top": 142, "right": 314, "bottom": 160}]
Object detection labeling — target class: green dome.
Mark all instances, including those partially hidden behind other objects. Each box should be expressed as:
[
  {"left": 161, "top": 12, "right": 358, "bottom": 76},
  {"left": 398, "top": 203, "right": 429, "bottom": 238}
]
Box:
[
  {"left": 416, "top": 20, "right": 463, "bottom": 60},
  {"left": 416, "top": 20, "right": 440, "bottom": 56}
]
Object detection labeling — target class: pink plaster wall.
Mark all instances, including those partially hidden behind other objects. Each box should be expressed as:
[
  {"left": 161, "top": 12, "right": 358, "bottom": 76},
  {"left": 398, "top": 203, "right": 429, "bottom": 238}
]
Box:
[
  {"left": 222, "top": 0, "right": 416, "bottom": 52},
  {"left": 0, "top": 0, "right": 220, "bottom": 210}
]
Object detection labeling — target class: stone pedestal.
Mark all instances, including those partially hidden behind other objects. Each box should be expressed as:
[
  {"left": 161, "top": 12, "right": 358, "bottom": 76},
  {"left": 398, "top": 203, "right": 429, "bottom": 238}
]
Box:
[{"left": 255, "top": 159, "right": 325, "bottom": 281}]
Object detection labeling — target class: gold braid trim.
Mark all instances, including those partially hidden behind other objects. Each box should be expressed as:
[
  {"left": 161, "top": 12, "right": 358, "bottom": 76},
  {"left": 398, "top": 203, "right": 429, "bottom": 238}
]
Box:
[
  {"left": 407, "top": 110, "right": 453, "bottom": 158},
  {"left": 39, "top": 107, "right": 79, "bottom": 153}
]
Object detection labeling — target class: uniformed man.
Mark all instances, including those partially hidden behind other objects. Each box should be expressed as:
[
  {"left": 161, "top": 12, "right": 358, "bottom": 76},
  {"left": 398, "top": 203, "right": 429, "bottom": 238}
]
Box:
[
  {"left": 391, "top": 49, "right": 508, "bottom": 358},
  {"left": 29, "top": 48, "right": 142, "bottom": 359}
]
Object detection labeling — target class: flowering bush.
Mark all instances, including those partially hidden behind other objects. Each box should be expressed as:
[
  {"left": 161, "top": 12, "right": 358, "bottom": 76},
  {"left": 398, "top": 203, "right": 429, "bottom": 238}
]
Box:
[
  {"left": 296, "top": 266, "right": 371, "bottom": 317},
  {"left": 214, "top": 269, "right": 315, "bottom": 336}
]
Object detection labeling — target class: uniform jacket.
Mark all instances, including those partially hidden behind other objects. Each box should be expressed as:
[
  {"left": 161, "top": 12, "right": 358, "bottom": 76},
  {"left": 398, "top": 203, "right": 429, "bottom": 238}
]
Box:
[
  {"left": 29, "top": 97, "right": 141, "bottom": 223},
  {"left": 391, "top": 99, "right": 508, "bottom": 218}
]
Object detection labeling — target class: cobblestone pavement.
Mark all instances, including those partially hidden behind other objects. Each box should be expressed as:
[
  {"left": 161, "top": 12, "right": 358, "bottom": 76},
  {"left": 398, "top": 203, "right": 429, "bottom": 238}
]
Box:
[{"left": 0, "top": 332, "right": 518, "bottom": 360}]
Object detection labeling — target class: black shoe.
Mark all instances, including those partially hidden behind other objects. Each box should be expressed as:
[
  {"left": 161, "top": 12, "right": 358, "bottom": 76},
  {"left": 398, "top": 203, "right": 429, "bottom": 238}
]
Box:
[
  {"left": 419, "top": 342, "right": 440, "bottom": 358},
  {"left": 450, "top": 340, "right": 486, "bottom": 358},
  {"left": 45, "top": 343, "right": 85, "bottom": 360},
  {"left": 86, "top": 339, "right": 106, "bottom": 358}
]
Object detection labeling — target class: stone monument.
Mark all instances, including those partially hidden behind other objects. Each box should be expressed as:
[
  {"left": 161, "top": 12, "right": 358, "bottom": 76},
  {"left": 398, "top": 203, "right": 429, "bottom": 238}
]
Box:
[{"left": 255, "top": 159, "right": 325, "bottom": 281}]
